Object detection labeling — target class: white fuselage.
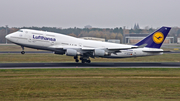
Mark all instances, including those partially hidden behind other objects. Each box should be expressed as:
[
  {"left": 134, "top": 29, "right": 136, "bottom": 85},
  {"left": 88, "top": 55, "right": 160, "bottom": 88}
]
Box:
[{"left": 5, "top": 29, "right": 163, "bottom": 58}]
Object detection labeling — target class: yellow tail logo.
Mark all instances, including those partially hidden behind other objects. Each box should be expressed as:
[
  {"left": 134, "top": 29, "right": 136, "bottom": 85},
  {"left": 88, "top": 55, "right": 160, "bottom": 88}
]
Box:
[{"left": 153, "top": 32, "right": 164, "bottom": 44}]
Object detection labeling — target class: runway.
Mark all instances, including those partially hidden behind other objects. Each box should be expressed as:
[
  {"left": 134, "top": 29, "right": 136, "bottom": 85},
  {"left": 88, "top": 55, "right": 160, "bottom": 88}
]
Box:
[
  {"left": 0, "top": 51, "right": 52, "bottom": 54},
  {"left": 0, "top": 62, "right": 180, "bottom": 69},
  {"left": 0, "top": 51, "right": 180, "bottom": 54}
]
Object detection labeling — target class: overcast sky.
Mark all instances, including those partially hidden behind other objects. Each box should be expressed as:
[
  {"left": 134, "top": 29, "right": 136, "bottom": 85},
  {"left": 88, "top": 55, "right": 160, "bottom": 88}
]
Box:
[{"left": 0, "top": 0, "right": 179, "bottom": 28}]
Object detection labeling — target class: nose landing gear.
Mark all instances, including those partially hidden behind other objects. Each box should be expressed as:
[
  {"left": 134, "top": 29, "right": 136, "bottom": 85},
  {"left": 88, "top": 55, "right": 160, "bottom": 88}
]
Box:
[
  {"left": 21, "top": 46, "right": 25, "bottom": 54},
  {"left": 21, "top": 51, "right": 25, "bottom": 54}
]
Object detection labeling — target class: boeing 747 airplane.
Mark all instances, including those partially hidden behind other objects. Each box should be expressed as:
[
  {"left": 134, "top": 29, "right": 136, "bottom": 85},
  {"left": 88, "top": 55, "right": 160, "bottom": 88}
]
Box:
[{"left": 5, "top": 26, "right": 171, "bottom": 63}]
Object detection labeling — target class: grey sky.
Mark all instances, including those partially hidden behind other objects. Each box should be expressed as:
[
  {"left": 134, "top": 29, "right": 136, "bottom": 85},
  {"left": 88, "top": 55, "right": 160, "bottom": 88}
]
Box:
[{"left": 0, "top": 0, "right": 179, "bottom": 28}]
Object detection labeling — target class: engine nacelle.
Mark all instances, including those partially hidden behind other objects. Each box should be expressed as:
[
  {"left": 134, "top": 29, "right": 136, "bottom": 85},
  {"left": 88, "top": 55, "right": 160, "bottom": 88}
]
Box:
[
  {"left": 94, "top": 49, "right": 107, "bottom": 57},
  {"left": 65, "top": 49, "right": 77, "bottom": 56}
]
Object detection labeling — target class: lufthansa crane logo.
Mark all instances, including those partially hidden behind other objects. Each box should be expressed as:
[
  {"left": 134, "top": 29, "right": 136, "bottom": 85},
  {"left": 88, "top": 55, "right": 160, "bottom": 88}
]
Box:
[{"left": 153, "top": 32, "right": 164, "bottom": 44}]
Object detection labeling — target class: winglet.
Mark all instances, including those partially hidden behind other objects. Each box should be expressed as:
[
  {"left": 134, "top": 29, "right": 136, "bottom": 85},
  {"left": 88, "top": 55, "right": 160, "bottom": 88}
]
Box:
[{"left": 135, "top": 26, "right": 171, "bottom": 48}]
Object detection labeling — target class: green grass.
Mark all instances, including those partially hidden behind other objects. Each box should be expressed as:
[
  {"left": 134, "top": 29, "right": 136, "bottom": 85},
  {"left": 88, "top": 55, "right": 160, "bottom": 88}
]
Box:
[
  {"left": 0, "top": 44, "right": 38, "bottom": 51},
  {"left": 0, "top": 53, "right": 180, "bottom": 63},
  {"left": 0, "top": 68, "right": 180, "bottom": 101},
  {"left": 1, "top": 44, "right": 180, "bottom": 63}
]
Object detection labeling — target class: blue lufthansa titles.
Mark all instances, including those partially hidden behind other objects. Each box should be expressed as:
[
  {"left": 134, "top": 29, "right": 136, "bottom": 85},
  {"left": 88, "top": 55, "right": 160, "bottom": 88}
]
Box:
[{"left": 33, "top": 35, "right": 56, "bottom": 41}]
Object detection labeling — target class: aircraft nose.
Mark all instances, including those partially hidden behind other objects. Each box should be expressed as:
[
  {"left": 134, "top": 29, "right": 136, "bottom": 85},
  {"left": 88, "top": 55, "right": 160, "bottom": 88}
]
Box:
[
  {"left": 5, "top": 34, "right": 10, "bottom": 39},
  {"left": 5, "top": 34, "right": 11, "bottom": 40}
]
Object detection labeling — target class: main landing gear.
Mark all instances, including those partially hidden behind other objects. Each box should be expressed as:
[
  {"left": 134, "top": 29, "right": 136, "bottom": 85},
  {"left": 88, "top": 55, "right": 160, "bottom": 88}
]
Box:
[
  {"left": 74, "top": 56, "right": 79, "bottom": 63},
  {"left": 74, "top": 56, "right": 91, "bottom": 63},
  {"left": 21, "top": 46, "right": 25, "bottom": 54},
  {"left": 81, "top": 59, "right": 91, "bottom": 63}
]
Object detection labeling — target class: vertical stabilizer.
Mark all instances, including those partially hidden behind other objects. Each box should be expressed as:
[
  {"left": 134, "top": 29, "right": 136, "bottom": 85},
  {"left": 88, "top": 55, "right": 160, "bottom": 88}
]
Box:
[{"left": 135, "top": 26, "right": 171, "bottom": 48}]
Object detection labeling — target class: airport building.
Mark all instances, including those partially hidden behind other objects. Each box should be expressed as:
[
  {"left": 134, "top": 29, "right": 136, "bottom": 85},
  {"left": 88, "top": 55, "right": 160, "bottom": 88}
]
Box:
[
  {"left": 80, "top": 34, "right": 174, "bottom": 44},
  {"left": 124, "top": 34, "right": 174, "bottom": 44},
  {"left": 177, "top": 38, "right": 180, "bottom": 44},
  {"left": 107, "top": 39, "right": 120, "bottom": 44},
  {"left": 80, "top": 37, "right": 105, "bottom": 42}
]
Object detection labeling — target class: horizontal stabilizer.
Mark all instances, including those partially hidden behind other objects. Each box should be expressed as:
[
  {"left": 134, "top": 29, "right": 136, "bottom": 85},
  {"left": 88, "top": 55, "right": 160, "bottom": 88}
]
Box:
[{"left": 107, "top": 46, "right": 137, "bottom": 51}]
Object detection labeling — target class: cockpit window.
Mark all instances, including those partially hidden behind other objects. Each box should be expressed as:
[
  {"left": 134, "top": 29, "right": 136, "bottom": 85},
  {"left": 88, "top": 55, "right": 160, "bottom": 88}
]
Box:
[{"left": 18, "top": 30, "right": 23, "bottom": 32}]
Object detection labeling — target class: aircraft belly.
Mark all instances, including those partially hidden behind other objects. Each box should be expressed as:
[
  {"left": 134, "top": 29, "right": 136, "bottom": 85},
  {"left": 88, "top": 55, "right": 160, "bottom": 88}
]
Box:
[{"left": 104, "top": 52, "right": 134, "bottom": 58}]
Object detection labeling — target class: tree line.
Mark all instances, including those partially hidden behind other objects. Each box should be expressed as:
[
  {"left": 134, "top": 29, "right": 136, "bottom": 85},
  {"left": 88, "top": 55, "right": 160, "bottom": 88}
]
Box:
[{"left": 0, "top": 26, "right": 180, "bottom": 43}]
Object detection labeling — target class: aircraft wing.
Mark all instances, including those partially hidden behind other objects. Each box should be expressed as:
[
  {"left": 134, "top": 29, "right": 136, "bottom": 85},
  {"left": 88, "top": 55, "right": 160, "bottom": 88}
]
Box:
[
  {"left": 50, "top": 45, "right": 137, "bottom": 50},
  {"left": 50, "top": 45, "right": 137, "bottom": 53}
]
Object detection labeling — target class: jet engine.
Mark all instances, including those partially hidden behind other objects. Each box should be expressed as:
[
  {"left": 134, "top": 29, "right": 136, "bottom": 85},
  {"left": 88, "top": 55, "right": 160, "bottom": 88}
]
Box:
[
  {"left": 65, "top": 49, "right": 77, "bottom": 56},
  {"left": 94, "top": 49, "right": 108, "bottom": 57}
]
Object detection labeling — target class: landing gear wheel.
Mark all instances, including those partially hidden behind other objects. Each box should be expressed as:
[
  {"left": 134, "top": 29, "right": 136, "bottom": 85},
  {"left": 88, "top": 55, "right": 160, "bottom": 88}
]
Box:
[
  {"left": 82, "top": 59, "right": 85, "bottom": 63},
  {"left": 21, "top": 51, "right": 25, "bottom": 54},
  {"left": 75, "top": 59, "right": 79, "bottom": 63},
  {"left": 87, "top": 60, "right": 91, "bottom": 63},
  {"left": 74, "top": 56, "right": 78, "bottom": 59},
  {"left": 21, "top": 46, "right": 25, "bottom": 55},
  {"left": 74, "top": 56, "right": 79, "bottom": 63}
]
